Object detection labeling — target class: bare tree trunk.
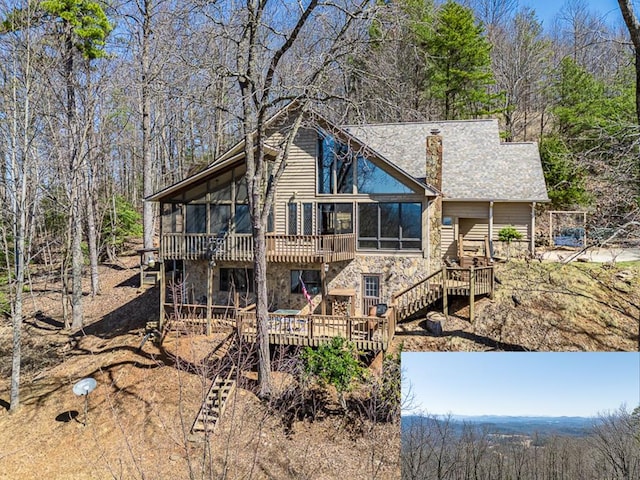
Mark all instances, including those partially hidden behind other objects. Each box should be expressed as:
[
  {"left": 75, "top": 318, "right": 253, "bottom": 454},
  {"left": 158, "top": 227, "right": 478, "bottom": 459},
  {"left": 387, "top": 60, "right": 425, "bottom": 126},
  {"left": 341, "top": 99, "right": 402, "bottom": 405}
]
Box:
[
  {"left": 618, "top": 0, "right": 640, "bottom": 125},
  {"left": 141, "top": 0, "right": 155, "bottom": 256}
]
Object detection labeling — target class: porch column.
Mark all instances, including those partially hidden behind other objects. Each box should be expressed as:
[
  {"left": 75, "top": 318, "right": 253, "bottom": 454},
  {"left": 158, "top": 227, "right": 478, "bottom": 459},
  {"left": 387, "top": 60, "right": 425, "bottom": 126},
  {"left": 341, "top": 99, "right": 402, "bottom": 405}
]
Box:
[
  {"left": 159, "top": 260, "right": 166, "bottom": 331},
  {"left": 530, "top": 202, "right": 536, "bottom": 254},
  {"left": 206, "top": 264, "right": 214, "bottom": 335},
  {"left": 488, "top": 201, "right": 494, "bottom": 243}
]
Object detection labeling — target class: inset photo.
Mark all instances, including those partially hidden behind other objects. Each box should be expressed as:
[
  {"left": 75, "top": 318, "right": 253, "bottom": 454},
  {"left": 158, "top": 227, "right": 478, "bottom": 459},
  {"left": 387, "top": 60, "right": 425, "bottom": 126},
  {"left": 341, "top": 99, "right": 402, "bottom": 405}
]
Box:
[{"left": 402, "top": 352, "right": 640, "bottom": 479}]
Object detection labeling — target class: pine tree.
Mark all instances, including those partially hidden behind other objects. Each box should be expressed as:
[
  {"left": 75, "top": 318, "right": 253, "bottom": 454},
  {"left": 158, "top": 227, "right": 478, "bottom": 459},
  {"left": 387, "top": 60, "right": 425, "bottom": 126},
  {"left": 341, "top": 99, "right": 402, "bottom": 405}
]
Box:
[{"left": 424, "top": 0, "right": 501, "bottom": 119}]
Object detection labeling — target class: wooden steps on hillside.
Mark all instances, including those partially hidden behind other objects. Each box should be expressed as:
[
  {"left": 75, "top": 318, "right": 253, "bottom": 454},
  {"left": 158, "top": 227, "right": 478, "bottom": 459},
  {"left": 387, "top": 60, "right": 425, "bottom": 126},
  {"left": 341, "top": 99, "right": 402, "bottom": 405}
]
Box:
[{"left": 191, "top": 366, "right": 237, "bottom": 435}]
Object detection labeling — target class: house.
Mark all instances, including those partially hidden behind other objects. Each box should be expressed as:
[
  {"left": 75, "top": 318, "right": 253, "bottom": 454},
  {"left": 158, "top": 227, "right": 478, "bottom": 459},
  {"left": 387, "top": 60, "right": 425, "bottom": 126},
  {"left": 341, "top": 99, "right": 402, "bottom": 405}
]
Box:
[{"left": 146, "top": 107, "right": 548, "bottom": 350}]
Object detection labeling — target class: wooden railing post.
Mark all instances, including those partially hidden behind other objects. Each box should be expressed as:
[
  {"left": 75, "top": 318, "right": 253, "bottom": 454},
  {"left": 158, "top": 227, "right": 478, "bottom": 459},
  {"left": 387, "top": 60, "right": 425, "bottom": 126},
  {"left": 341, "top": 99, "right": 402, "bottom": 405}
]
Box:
[
  {"left": 442, "top": 268, "right": 448, "bottom": 318},
  {"left": 469, "top": 266, "right": 475, "bottom": 323}
]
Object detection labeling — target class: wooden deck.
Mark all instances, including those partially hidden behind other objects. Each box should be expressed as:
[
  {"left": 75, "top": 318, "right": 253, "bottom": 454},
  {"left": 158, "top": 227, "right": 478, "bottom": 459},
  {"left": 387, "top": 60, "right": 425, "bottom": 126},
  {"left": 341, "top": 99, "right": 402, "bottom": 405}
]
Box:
[
  {"left": 160, "top": 232, "right": 356, "bottom": 263},
  {"left": 162, "top": 306, "right": 395, "bottom": 352},
  {"left": 159, "top": 265, "right": 494, "bottom": 348},
  {"left": 236, "top": 311, "right": 395, "bottom": 351}
]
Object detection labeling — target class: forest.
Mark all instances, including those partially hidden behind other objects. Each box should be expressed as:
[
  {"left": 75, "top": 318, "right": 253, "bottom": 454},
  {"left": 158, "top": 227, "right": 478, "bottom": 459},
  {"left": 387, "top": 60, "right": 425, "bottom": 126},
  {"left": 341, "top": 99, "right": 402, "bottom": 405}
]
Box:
[
  {"left": 1, "top": 0, "right": 639, "bottom": 408},
  {"left": 402, "top": 406, "right": 640, "bottom": 480}
]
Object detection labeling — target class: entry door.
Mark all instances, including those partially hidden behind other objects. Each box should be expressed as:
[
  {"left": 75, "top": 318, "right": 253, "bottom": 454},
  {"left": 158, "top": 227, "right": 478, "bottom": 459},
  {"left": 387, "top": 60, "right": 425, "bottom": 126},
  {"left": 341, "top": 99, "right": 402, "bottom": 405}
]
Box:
[{"left": 362, "top": 275, "right": 381, "bottom": 316}]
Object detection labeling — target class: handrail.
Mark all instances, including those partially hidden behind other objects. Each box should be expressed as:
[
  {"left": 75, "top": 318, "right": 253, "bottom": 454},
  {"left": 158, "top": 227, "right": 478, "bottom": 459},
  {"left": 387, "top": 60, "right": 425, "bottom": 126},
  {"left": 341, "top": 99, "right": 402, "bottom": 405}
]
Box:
[
  {"left": 160, "top": 232, "right": 356, "bottom": 262},
  {"left": 391, "top": 268, "right": 443, "bottom": 303}
]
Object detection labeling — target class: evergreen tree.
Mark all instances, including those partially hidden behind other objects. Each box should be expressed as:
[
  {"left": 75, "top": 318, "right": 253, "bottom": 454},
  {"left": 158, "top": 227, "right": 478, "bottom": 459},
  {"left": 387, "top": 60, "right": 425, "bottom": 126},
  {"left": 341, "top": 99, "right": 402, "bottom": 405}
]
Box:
[{"left": 424, "top": 0, "right": 501, "bottom": 119}]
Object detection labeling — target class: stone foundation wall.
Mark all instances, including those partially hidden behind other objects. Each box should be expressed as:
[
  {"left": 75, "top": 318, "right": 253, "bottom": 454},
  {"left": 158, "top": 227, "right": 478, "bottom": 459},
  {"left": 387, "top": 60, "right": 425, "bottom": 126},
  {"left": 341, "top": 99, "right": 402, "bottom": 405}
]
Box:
[{"left": 180, "top": 254, "right": 432, "bottom": 315}]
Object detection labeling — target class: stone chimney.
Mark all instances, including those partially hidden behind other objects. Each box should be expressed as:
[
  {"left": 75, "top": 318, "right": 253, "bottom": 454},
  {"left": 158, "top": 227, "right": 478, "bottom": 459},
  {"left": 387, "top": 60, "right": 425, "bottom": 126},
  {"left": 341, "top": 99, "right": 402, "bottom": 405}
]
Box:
[{"left": 426, "top": 128, "right": 442, "bottom": 190}]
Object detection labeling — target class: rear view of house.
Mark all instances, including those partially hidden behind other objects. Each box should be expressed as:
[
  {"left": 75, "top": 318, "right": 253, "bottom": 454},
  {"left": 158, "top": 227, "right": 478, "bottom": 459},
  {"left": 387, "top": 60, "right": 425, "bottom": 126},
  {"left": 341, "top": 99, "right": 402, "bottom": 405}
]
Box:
[{"left": 146, "top": 107, "right": 548, "bottom": 350}]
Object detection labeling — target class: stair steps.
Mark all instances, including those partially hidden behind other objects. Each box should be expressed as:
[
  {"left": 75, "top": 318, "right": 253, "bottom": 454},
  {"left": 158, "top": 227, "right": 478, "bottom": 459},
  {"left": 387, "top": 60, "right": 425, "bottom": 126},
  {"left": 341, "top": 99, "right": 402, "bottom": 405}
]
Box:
[{"left": 191, "top": 367, "right": 237, "bottom": 434}]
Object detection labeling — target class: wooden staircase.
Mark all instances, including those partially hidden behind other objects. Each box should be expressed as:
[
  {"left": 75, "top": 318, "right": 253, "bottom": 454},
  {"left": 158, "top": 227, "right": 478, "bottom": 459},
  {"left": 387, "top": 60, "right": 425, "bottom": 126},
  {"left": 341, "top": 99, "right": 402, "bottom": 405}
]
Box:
[
  {"left": 393, "top": 269, "right": 445, "bottom": 321},
  {"left": 392, "top": 266, "right": 495, "bottom": 322},
  {"left": 191, "top": 366, "right": 237, "bottom": 435}
]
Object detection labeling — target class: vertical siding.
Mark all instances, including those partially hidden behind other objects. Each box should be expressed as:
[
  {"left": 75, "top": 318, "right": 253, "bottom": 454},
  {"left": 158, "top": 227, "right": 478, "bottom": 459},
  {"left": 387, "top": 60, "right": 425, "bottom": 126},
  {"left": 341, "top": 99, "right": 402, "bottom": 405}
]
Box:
[{"left": 493, "top": 202, "right": 530, "bottom": 240}]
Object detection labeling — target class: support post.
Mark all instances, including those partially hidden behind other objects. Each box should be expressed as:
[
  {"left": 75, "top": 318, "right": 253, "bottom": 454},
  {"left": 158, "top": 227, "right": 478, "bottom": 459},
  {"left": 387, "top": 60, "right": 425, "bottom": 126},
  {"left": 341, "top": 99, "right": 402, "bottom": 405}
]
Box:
[
  {"left": 442, "top": 268, "right": 448, "bottom": 318},
  {"left": 321, "top": 263, "right": 327, "bottom": 315},
  {"left": 159, "top": 261, "right": 166, "bottom": 331},
  {"left": 206, "top": 264, "right": 214, "bottom": 335},
  {"left": 469, "top": 266, "right": 475, "bottom": 323}
]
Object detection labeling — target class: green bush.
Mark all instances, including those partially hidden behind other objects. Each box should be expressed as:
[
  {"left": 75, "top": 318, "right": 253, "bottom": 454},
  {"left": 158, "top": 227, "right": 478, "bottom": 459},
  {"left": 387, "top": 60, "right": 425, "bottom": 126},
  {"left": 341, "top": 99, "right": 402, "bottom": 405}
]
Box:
[
  {"left": 498, "top": 225, "right": 523, "bottom": 243},
  {"left": 302, "top": 337, "right": 364, "bottom": 409}
]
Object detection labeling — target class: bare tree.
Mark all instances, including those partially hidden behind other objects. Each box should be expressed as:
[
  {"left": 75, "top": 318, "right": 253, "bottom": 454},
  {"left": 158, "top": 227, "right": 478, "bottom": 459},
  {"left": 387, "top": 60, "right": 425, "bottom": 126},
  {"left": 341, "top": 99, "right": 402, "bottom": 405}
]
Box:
[
  {"left": 618, "top": 0, "right": 640, "bottom": 124},
  {"left": 0, "top": 0, "right": 42, "bottom": 411},
  {"left": 209, "top": 0, "right": 373, "bottom": 397}
]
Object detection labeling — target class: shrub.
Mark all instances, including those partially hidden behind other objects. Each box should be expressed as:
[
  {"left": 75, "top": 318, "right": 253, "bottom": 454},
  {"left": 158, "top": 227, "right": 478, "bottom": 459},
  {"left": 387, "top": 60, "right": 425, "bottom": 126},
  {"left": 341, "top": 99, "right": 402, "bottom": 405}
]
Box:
[
  {"left": 498, "top": 225, "right": 523, "bottom": 243},
  {"left": 302, "top": 337, "right": 364, "bottom": 409}
]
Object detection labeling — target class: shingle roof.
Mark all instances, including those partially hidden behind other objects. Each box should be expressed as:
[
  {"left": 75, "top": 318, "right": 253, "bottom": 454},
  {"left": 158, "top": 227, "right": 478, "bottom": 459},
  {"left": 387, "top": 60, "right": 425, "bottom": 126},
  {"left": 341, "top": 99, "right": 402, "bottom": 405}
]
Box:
[{"left": 346, "top": 119, "right": 549, "bottom": 202}]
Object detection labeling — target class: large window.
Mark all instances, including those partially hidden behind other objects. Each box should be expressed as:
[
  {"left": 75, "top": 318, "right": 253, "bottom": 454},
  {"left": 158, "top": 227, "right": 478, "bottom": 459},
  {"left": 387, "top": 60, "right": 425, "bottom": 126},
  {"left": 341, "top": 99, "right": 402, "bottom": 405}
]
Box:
[
  {"left": 220, "top": 268, "right": 254, "bottom": 292},
  {"left": 186, "top": 204, "right": 206, "bottom": 233},
  {"left": 358, "top": 202, "right": 422, "bottom": 250},
  {"left": 290, "top": 270, "right": 321, "bottom": 295},
  {"left": 318, "top": 131, "right": 414, "bottom": 195},
  {"left": 318, "top": 203, "right": 353, "bottom": 234}
]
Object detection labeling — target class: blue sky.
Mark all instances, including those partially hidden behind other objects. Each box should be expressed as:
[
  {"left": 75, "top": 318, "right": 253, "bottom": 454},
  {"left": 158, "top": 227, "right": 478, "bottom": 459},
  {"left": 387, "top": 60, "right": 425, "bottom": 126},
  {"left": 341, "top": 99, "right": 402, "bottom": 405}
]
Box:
[
  {"left": 402, "top": 352, "right": 640, "bottom": 417},
  {"left": 522, "top": 0, "right": 624, "bottom": 29}
]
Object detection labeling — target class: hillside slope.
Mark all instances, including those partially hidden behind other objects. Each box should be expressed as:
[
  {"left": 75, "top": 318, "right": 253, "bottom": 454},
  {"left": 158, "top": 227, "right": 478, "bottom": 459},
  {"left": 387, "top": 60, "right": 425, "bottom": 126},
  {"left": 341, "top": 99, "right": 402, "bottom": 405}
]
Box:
[
  {"left": 0, "top": 253, "right": 399, "bottom": 480},
  {"left": 395, "top": 259, "right": 639, "bottom": 351}
]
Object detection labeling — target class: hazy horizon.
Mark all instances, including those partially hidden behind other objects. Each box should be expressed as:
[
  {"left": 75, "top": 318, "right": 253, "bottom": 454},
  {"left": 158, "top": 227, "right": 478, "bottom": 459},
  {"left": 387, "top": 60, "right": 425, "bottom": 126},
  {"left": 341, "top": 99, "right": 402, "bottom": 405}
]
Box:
[{"left": 402, "top": 353, "right": 640, "bottom": 417}]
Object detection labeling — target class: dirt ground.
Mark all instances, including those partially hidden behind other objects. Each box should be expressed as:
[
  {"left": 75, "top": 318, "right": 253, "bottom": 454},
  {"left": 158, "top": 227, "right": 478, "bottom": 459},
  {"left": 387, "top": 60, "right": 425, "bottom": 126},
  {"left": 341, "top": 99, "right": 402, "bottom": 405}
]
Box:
[
  {"left": 0, "top": 252, "right": 399, "bottom": 480},
  {"left": 392, "top": 257, "right": 640, "bottom": 352}
]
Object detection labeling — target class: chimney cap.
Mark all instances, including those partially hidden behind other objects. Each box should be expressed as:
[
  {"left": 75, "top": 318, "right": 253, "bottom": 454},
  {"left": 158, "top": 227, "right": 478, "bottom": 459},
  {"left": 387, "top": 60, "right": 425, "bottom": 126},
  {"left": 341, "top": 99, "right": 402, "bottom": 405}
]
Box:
[{"left": 430, "top": 128, "right": 441, "bottom": 135}]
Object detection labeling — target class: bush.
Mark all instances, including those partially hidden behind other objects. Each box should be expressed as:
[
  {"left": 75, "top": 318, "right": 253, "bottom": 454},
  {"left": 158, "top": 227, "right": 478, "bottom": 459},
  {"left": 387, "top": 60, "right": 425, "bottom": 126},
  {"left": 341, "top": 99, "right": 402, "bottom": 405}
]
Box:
[
  {"left": 498, "top": 225, "right": 523, "bottom": 243},
  {"left": 302, "top": 337, "right": 364, "bottom": 409}
]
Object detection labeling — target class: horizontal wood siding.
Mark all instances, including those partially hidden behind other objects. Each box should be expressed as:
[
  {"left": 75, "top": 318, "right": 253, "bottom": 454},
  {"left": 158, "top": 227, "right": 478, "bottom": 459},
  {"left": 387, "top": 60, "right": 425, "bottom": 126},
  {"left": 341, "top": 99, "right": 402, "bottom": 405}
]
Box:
[
  {"left": 441, "top": 225, "right": 455, "bottom": 259},
  {"left": 493, "top": 202, "right": 530, "bottom": 240},
  {"left": 441, "top": 202, "right": 489, "bottom": 258},
  {"left": 443, "top": 201, "right": 489, "bottom": 219},
  {"left": 460, "top": 218, "right": 489, "bottom": 241},
  {"left": 273, "top": 128, "right": 317, "bottom": 235}
]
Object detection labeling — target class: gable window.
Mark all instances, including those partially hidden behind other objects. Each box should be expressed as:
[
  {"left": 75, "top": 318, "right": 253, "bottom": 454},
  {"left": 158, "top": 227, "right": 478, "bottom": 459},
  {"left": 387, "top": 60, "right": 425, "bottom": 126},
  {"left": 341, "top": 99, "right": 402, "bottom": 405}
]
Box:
[
  {"left": 220, "top": 268, "right": 254, "bottom": 292},
  {"left": 318, "top": 133, "right": 353, "bottom": 194},
  {"left": 318, "top": 203, "right": 353, "bottom": 234},
  {"left": 358, "top": 202, "right": 421, "bottom": 250},
  {"left": 357, "top": 157, "right": 413, "bottom": 194},
  {"left": 318, "top": 130, "right": 415, "bottom": 195},
  {"left": 290, "top": 270, "right": 321, "bottom": 295}
]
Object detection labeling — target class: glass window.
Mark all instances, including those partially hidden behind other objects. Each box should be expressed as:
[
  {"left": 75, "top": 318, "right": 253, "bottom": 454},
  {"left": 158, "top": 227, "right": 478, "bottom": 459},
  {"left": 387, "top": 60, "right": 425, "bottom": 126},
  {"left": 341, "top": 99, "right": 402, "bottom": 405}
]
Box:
[
  {"left": 303, "top": 203, "right": 313, "bottom": 235},
  {"left": 210, "top": 204, "right": 231, "bottom": 234},
  {"left": 358, "top": 202, "right": 421, "bottom": 250},
  {"left": 288, "top": 203, "right": 298, "bottom": 235},
  {"left": 318, "top": 203, "right": 353, "bottom": 235},
  {"left": 235, "top": 178, "right": 248, "bottom": 202},
  {"left": 186, "top": 204, "right": 206, "bottom": 233},
  {"left": 235, "top": 204, "right": 251, "bottom": 234},
  {"left": 162, "top": 203, "right": 182, "bottom": 233},
  {"left": 220, "top": 268, "right": 254, "bottom": 292},
  {"left": 290, "top": 270, "right": 321, "bottom": 295},
  {"left": 357, "top": 157, "right": 413, "bottom": 194}
]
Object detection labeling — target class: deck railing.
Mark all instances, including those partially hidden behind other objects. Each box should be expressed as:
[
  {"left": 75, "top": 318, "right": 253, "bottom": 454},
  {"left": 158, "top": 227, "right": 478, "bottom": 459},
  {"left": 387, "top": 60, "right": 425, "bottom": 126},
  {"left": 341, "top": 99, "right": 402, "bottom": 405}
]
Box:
[
  {"left": 161, "top": 233, "right": 356, "bottom": 263},
  {"left": 236, "top": 311, "right": 394, "bottom": 350}
]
